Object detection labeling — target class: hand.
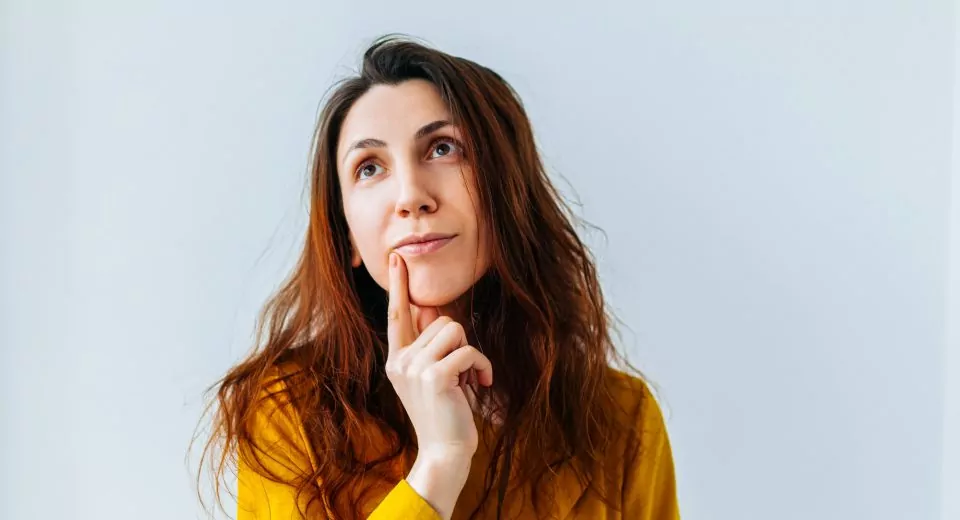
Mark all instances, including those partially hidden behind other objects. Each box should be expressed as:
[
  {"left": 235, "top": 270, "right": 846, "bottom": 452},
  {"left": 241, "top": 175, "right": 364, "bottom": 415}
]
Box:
[
  {"left": 385, "top": 253, "right": 494, "bottom": 519},
  {"left": 385, "top": 252, "right": 494, "bottom": 456}
]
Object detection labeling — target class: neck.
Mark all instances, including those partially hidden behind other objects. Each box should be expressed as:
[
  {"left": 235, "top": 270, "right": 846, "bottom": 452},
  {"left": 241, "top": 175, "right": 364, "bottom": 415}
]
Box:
[{"left": 436, "top": 294, "right": 476, "bottom": 337}]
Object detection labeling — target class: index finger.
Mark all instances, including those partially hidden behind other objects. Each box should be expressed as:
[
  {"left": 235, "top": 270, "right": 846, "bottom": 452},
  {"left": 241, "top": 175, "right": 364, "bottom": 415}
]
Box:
[{"left": 387, "top": 253, "right": 415, "bottom": 350}]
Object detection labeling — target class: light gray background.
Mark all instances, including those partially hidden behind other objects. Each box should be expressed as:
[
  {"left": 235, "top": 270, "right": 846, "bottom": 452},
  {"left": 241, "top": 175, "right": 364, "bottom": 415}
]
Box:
[{"left": 2, "top": 1, "right": 957, "bottom": 519}]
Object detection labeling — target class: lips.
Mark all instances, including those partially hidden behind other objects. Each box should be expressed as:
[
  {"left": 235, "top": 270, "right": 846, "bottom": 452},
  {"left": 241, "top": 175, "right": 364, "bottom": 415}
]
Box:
[{"left": 392, "top": 233, "right": 456, "bottom": 256}]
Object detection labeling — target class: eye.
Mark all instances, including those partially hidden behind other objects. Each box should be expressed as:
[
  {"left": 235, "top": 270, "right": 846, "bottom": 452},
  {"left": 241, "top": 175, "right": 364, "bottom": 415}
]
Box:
[
  {"left": 356, "top": 161, "right": 385, "bottom": 180},
  {"left": 428, "top": 138, "right": 462, "bottom": 159}
]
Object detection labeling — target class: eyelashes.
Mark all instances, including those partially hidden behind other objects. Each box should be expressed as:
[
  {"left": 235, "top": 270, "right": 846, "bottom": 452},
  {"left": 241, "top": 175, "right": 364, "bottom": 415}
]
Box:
[
  {"left": 355, "top": 161, "right": 385, "bottom": 180},
  {"left": 353, "top": 136, "right": 465, "bottom": 181},
  {"left": 426, "top": 136, "right": 463, "bottom": 159}
]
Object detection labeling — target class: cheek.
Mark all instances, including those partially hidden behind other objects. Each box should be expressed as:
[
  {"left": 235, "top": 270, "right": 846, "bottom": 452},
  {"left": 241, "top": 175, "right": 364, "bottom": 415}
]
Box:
[
  {"left": 451, "top": 174, "right": 490, "bottom": 270},
  {"left": 344, "top": 199, "right": 392, "bottom": 286},
  {"left": 475, "top": 222, "right": 493, "bottom": 275},
  {"left": 465, "top": 189, "right": 491, "bottom": 260}
]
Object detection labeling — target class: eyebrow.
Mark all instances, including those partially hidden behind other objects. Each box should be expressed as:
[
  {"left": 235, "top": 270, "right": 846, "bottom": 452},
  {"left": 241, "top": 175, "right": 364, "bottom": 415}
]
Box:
[{"left": 341, "top": 119, "right": 452, "bottom": 163}]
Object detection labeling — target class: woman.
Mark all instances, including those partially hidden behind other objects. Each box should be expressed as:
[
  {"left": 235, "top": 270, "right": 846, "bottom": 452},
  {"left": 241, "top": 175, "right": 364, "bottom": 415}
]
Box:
[{"left": 199, "top": 35, "right": 680, "bottom": 520}]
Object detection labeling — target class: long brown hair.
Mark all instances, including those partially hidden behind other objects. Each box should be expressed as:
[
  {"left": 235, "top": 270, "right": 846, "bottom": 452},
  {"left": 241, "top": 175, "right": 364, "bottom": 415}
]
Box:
[{"left": 197, "top": 34, "right": 643, "bottom": 519}]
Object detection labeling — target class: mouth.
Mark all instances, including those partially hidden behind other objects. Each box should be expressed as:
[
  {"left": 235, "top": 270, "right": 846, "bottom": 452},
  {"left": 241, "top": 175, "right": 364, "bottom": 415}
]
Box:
[{"left": 393, "top": 233, "right": 457, "bottom": 256}]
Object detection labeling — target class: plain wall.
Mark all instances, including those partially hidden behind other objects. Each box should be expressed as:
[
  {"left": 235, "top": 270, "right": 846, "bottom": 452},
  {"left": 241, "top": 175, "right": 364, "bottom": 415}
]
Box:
[
  {"left": 1, "top": 1, "right": 955, "bottom": 519},
  {"left": 942, "top": 1, "right": 960, "bottom": 517}
]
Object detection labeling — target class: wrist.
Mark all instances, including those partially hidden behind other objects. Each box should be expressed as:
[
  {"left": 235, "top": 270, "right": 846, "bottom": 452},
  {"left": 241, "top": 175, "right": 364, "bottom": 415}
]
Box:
[{"left": 406, "top": 449, "right": 472, "bottom": 519}]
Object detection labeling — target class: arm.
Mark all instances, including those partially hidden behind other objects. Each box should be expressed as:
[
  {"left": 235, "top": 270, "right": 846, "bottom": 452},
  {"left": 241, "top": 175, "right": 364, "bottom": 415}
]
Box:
[
  {"left": 368, "top": 451, "right": 469, "bottom": 520},
  {"left": 236, "top": 373, "right": 449, "bottom": 520},
  {"left": 239, "top": 465, "right": 446, "bottom": 520},
  {"left": 388, "top": 449, "right": 471, "bottom": 520},
  {"left": 622, "top": 387, "right": 681, "bottom": 520}
]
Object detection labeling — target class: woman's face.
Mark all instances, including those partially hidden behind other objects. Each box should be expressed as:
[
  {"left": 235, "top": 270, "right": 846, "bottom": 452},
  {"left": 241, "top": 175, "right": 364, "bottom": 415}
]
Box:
[{"left": 336, "top": 79, "right": 491, "bottom": 308}]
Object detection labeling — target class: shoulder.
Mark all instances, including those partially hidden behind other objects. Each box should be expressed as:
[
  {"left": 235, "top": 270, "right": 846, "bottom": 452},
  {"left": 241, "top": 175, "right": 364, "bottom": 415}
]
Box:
[
  {"left": 236, "top": 361, "right": 321, "bottom": 517},
  {"left": 601, "top": 367, "right": 671, "bottom": 457},
  {"left": 247, "top": 362, "right": 304, "bottom": 432},
  {"left": 241, "top": 361, "right": 316, "bottom": 476},
  {"left": 603, "top": 368, "right": 681, "bottom": 518},
  {"left": 254, "top": 361, "right": 302, "bottom": 405},
  {"left": 604, "top": 366, "right": 664, "bottom": 425}
]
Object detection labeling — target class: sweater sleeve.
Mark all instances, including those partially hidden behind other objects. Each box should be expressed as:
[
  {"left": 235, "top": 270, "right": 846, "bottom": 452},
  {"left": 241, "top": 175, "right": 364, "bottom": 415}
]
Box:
[
  {"left": 621, "top": 384, "right": 681, "bottom": 520},
  {"left": 236, "top": 372, "right": 442, "bottom": 520},
  {"left": 367, "top": 480, "right": 443, "bottom": 520}
]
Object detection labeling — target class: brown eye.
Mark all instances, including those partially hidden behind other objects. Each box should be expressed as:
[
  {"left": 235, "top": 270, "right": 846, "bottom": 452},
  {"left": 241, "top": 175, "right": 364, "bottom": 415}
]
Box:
[
  {"left": 429, "top": 138, "right": 461, "bottom": 159},
  {"left": 356, "top": 162, "right": 384, "bottom": 180}
]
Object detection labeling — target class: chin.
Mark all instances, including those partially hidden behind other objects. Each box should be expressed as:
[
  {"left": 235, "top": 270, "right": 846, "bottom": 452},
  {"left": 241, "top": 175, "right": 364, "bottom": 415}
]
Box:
[{"left": 406, "top": 269, "right": 472, "bottom": 308}]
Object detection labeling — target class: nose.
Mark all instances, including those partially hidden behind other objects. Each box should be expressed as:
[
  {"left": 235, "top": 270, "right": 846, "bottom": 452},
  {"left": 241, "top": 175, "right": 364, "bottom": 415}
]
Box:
[{"left": 393, "top": 161, "right": 437, "bottom": 217}]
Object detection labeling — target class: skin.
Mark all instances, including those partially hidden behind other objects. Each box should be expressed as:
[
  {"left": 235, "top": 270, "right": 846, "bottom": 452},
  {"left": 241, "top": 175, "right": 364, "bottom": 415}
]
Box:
[
  {"left": 335, "top": 79, "right": 496, "bottom": 519},
  {"left": 336, "top": 79, "right": 491, "bottom": 319}
]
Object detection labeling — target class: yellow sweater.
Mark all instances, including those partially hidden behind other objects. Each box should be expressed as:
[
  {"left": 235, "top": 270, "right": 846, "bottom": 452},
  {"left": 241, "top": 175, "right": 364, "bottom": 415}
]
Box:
[{"left": 237, "top": 368, "right": 680, "bottom": 519}]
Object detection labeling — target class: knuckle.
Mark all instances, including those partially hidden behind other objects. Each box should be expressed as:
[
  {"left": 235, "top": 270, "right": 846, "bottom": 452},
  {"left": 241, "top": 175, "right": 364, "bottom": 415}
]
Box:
[
  {"left": 404, "top": 364, "right": 420, "bottom": 380},
  {"left": 441, "top": 321, "right": 464, "bottom": 340},
  {"left": 430, "top": 316, "right": 452, "bottom": 331},
  {"left": 450, "top": 321, "right": 465, "bottom": 335},
  {"left": 420, "top": 367, "right": 440, "bottom": 386},
  {"left": 385, "top": 360, "right": 401, "bottom": 378}
]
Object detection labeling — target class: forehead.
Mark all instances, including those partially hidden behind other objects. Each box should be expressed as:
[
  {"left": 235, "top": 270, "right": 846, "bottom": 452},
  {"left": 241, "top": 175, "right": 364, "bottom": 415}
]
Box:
[{"left": 337, "top": 79, "right": 452, "bottom": 149}]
